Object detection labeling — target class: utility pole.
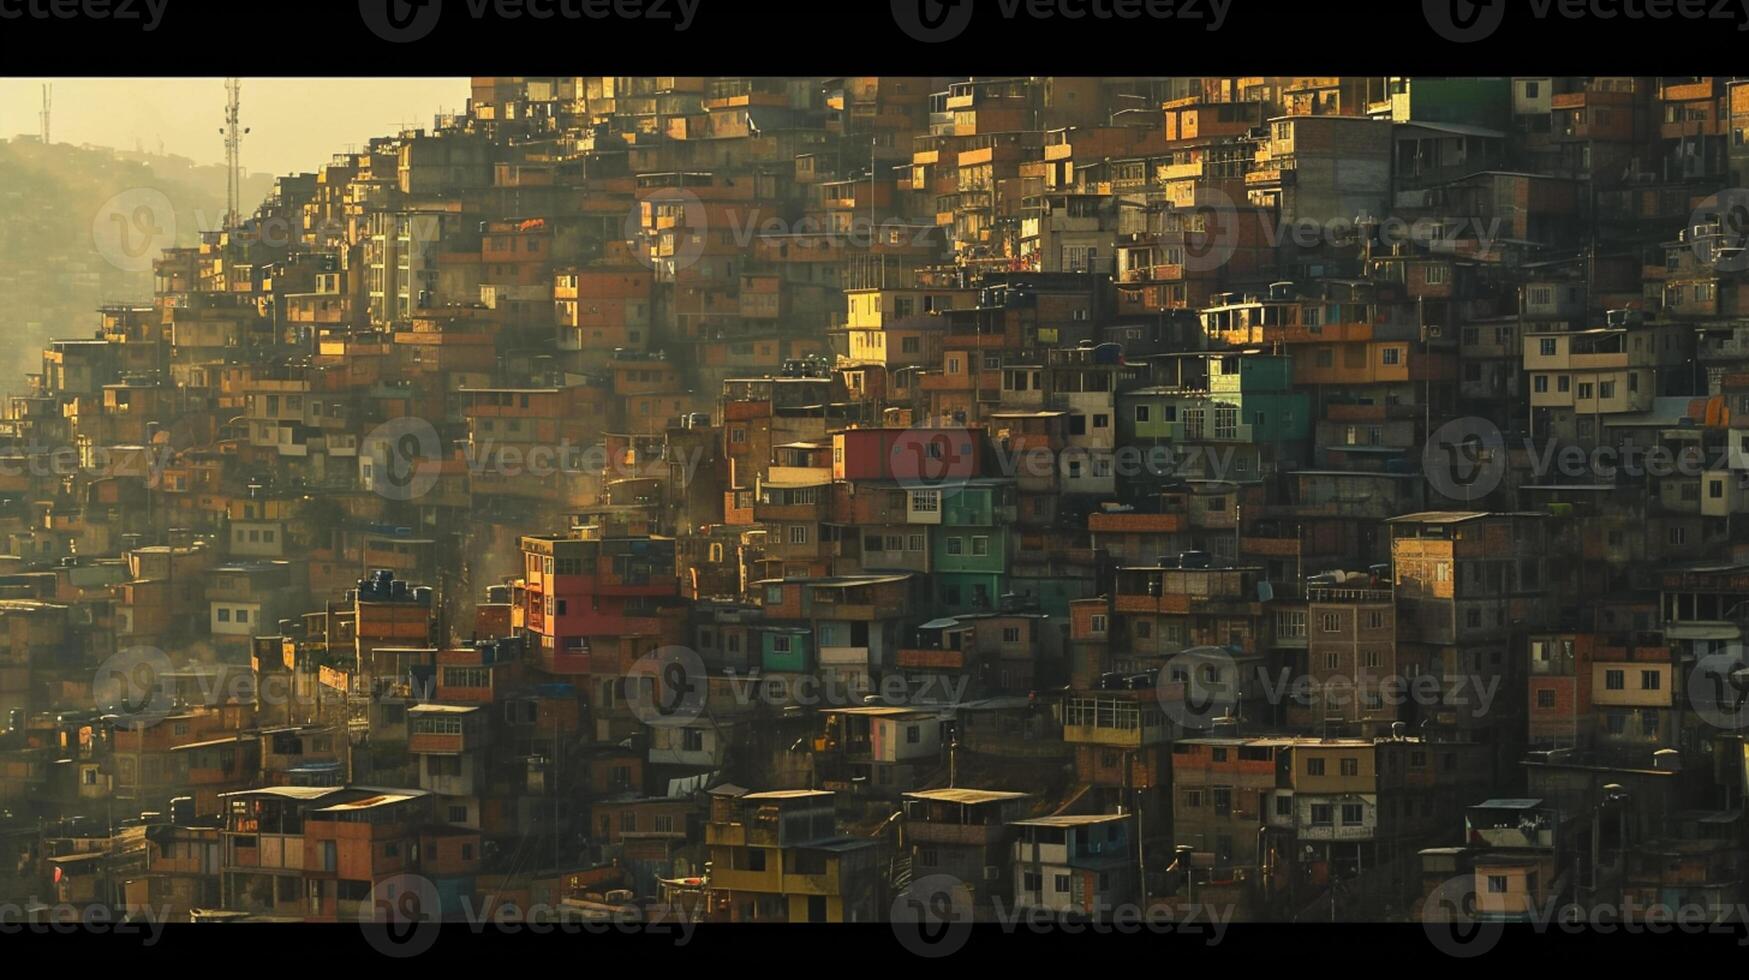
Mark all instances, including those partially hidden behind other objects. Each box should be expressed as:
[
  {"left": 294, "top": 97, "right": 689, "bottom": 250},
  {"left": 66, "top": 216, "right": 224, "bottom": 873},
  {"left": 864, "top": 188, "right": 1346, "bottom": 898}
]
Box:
[{"left": 39, "top": 84, "right": 51, "bottom": 145}]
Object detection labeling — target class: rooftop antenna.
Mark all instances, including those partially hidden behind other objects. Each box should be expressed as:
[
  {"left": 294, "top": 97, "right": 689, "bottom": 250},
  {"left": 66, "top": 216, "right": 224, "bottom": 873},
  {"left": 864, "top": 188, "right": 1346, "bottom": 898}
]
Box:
[
  {"left": 39, "top": 83, "right": 50, "bottom": 144},
  {"left": 221, "top": 78, "right": 250, "bottom": 230}
]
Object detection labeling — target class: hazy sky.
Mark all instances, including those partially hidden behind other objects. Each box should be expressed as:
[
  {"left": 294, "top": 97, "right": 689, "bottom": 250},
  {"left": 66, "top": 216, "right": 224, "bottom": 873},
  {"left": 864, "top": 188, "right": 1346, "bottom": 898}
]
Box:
[{"left": 0, "top": 78, "right": 471, "bottom": 176}]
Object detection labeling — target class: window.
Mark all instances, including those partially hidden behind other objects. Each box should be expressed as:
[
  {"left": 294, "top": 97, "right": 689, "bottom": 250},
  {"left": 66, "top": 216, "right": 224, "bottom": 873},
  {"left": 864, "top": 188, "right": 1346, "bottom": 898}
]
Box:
[
  {"left": 1488, "top": 876, "right": 1508, "bottom": 894},
  {"left": 1340, "top": 757, "right": 1358, "bottom": 776},
  {"left": 1537, "top": 690, "right": 1556, "bottom": 708},
  {"left": 1135, "top": 404, "right": 1152, "bottom": 423},
  {"left": 1340, "top": 803, "right": 1363, "bottom": 824},
  {"left": 1641, "top": 670, "right": 1660, "bottom": 691},
  {"left": 1381, "top": 347, "right": 1402, "bottom": 366},
  {"left": 1605, "top": 669, "right": 1625, "bottom": 691},
  {"left": 1310, "top": 804, "right": 1333, "bottom": 826},
  {"left": 1054, "top": 874, "right": 1071, "bottom": 893},
  {"left": 1306, "top": 758, "right": 1326, "bottom": 776}
]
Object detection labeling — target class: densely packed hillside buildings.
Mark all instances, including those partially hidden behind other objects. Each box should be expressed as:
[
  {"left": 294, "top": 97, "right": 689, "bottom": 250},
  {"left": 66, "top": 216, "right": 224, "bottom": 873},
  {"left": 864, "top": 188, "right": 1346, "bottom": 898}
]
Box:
[{"left": 3, "top": 75, "right": 1749, "bottom": 928}]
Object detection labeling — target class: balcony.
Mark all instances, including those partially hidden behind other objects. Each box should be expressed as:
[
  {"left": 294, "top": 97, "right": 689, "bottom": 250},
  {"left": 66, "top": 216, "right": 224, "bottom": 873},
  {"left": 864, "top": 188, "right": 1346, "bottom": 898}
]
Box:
[
  {"left": 907, "top": 821, "right": 1005, "bottom": 846},
  {"left": 1062, "top": 696, "right": 1170, "bottom": 747},
  {"left": 1088, "top": 512, "right": 1183, "bottom": 534},
  {"left": 1240, "top": 536, "right": 1302, "bottom": 557},
  {"left": 896, "top": 648, "right": 967, "bottom": 671},
  {"left": 408, "top": 731, "right": 466, "bottom": 755}
]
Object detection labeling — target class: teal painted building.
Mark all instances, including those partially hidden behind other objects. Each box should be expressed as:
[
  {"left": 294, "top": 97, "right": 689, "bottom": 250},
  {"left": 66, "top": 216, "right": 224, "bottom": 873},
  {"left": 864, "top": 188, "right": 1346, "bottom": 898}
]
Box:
[
  {"left": 757, "top": 626, "right": 811, "bottom": 673},
  {"left": 931, "top": 480, "right": 1014, "bottom": 614},
  {"left": 1121, "top": 353, "right": 1309, "bottom": 446},
  {"left": 1384, "top": 77, "right": 1511, "bottom": 131}
]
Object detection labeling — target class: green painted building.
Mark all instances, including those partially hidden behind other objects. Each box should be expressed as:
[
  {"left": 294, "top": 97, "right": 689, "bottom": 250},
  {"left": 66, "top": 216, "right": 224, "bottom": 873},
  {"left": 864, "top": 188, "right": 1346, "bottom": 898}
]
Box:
[
  {"left": 931, "top": 480, "right": 1014, "bottom": 615},
  {"left": 1383, "top": 77, "right": 1511, "bottom": 131},
  {"left": 757, "top": 626, "right": 811, "bottom": 673},
  {"left": 1121, "top": 353, "right": 1309, "bottom": 445}
]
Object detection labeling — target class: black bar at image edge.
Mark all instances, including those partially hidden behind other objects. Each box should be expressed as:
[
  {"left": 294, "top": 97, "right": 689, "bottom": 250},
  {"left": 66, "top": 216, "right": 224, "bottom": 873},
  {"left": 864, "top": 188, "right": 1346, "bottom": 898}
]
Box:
[{"left": 1, "top": 0, "right": 1749, "bottom": 75}]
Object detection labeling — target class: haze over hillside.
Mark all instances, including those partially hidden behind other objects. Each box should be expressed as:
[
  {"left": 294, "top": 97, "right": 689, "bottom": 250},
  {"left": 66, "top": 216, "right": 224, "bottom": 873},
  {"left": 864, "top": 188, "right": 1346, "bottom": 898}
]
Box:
[{"left": 0, "top": 138, "right": 274, "bottom": 393}]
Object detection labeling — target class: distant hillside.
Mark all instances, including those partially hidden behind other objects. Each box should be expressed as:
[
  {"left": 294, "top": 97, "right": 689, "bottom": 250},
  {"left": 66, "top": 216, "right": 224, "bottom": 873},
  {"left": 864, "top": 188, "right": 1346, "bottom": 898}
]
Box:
[{"left": 0, "top": 138, "right": 274, "bottom": 393}]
